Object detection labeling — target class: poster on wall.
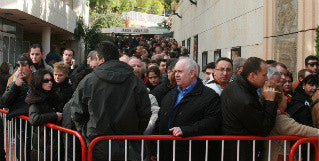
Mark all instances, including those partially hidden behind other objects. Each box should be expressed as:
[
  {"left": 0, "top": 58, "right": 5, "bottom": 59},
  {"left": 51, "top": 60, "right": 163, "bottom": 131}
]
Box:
[
  {"left": 187, "top": 38, "right": 191, "bottom": 53},
  {"left": 193, "top": 35, "right": 198, "bottom": 62},
  {"left": 231, "top": 47, "right": 241, "bottom": 60}
]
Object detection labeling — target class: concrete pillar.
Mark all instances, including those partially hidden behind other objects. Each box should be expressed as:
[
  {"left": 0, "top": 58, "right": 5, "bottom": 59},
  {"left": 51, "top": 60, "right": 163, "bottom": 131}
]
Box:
[{"left": 42, "top": 27, "right": 51, "bottom": 55}]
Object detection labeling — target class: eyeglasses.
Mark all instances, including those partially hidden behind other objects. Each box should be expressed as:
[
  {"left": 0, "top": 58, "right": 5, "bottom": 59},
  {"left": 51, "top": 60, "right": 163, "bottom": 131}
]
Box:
[
  {"left": 17, "top": 61, "right": 28, "bottom": 66},
  {"left": 308, "top": 62, "right": 318, "bottom": 67},
  {"left": 215, "top": 68, "right": 232, "bottom": 72},
  {"left": 42, "top": 79, "right": 53, "bottom": 83}
]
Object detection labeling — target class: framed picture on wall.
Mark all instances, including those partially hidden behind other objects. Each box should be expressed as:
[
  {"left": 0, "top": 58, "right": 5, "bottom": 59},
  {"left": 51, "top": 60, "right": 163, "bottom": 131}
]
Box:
[
  {"left": 193, "top": 35, "right": 198, "bottom": 62},
  {"left": 187, "top": 38, "right": 191, "bottom": 54},
  {"left": 202, "top": 51, "right": 208, "bottom": 71},
  {"left": 231, "top": 46, "right": 241, "bottom": 60}
]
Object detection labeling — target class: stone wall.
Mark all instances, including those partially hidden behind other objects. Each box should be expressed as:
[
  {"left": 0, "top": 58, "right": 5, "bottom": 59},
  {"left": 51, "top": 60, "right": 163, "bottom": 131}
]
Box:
[
  {"left": 264, "top": 0, "right": 319, "bottom": 78},
  {"left": 170, "top": 0, "right": 264, "bottom": 78},
  {"left": 274, "top": 0, "right": 298, "bottom": 75}
]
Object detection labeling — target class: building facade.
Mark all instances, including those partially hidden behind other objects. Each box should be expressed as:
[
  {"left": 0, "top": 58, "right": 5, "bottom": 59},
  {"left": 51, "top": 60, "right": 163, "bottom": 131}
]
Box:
[
  {"left": 0, "top": 0, "right": 89, "bottom": 68},
  {"left": 170, "top": 0, "right": 318, "bottom": 77}
]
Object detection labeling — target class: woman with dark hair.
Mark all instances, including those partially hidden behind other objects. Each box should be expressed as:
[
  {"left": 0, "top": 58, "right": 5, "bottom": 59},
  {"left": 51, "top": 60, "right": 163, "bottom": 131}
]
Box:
[
  {"left": 286, "top": 74, "right": 318, "bottom": 126},
  {"left": 26, "top": 69, "right": 62, "bottom": 160},
  {"left": 145, "top": 66, "right": 161, "bottom": 91},
  {"left": 286, "top": 74, "right": 318, "bottom": 161},
  {"left": 0, "top": 62, "right": 11, "bottom": 95}
]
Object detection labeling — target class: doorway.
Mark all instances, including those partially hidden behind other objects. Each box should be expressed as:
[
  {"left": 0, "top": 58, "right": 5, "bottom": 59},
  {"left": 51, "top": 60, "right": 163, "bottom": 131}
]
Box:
[{"left": 0, "top": 31, "right": 17, "bottom": 68}]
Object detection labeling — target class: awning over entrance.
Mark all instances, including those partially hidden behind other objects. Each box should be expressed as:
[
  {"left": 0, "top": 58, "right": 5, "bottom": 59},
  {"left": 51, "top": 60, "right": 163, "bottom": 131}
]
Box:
[{"left": 101, "top": 27, "right": 170, "bottom": 35}]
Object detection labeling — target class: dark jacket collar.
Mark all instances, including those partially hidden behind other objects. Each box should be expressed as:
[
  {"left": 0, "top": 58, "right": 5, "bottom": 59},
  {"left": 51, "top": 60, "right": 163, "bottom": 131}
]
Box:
[
  {"left": 56, "top": 77, "right": 71, "bottom": 88},
  {"left": 171, "top": 78, "right": 203, "bottom": 98},
  {"left": 33, "top": 60, "right": 45, "bottom": 70},
  {"left": 93, "top": 60, "right": 134, "bottom": 83},
  {"left": 236, "top": 75, "right": 258, "bottom": 96}
]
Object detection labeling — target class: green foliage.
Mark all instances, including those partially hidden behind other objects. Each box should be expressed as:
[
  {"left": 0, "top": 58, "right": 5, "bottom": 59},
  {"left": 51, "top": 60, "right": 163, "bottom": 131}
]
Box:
[
  {"left": 135, "top": 0, "right": 152, "bottom": 13},
  {"left": 149, "top": 0, "right": 165, "bottom": 15},
  {"left": 160, "top": 0, "right": 180, "bottom": 9},
  {"left": 89, "top": 0, "right": 168, "bottom": 15},
  {"left": 116, "top": 0, "right": 137, "bottom": 12},
  {"left": 90, "top": 10, "right": 125, "bottom": 28},
  {"left": 74, "top": 17, "right": 114, "bottom": 53},
  {"left": 315, "top": 26, "right": 319, "bottom": 57}
]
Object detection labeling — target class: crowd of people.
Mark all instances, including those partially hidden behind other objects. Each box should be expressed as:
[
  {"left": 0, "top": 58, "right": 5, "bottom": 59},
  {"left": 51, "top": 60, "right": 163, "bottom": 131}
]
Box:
[{"left": 0, "top": 35, "right": 318, "bottom": 161}]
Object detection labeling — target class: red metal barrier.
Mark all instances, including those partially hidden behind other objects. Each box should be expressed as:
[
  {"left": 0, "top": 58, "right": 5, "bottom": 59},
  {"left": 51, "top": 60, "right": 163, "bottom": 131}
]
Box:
[
  {"left": 289, "top": 137, "right": 319, "bottom": 161},
  {"left": 2, "top": 107, "right": 316, "bottom": 161},
  {"left": 0, "top": 108, "right": 87, "bottom": 161},
  {"left": 87, "top": 135, "right": 303, "bottom": 161}
]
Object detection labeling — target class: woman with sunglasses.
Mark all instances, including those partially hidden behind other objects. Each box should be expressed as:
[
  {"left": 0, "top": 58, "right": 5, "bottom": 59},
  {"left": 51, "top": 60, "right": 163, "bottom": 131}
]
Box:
[{"left": 26, "top": 69, "right": 62, "bottom": 160}]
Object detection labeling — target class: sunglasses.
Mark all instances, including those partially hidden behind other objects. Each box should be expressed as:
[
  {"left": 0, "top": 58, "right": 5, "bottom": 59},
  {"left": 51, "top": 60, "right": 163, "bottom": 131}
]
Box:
[
  {"left": 17, "top": 61, "right": 28, "bottom": 66},
  {"left": 308, "top": 62, "right": 318, "bottom": 67},
  {"left": 42, "top": 79, "right": 53, "bottom": 83}
]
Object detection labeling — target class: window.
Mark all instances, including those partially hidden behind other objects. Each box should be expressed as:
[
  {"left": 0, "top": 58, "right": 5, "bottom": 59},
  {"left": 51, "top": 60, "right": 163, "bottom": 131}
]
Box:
[
  {"left": 231, "top": 46, "right": 241, "bottom": 60},
  {"left": 214, "top": 49, "right": 221, "bottom": 62},
  {"left": 182, "top": 40, "right": 185, "bottom": 47},
  {"left": 187, "top": 38, "right": 191, "bottom": 54},
  {"left": 202, "top": 51, "right": 208, "bottom": 71}
]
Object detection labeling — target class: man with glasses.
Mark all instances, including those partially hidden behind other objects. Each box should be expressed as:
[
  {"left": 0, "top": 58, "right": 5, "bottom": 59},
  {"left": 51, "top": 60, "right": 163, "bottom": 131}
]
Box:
[
  {"left": 206, "top": 57, "right": 233, "bottom": 95},
  {"left": 7, "top": 44, "right": 53, "bottom": 86},
  {"left": 271, "top": 62, "right": 289, "bottom": 84},
  {"left": 305, "top": 55, "right": 318, "bottom": 75},
  {"left": 0, "top": 54, "right": 33, "bottom": 161}
]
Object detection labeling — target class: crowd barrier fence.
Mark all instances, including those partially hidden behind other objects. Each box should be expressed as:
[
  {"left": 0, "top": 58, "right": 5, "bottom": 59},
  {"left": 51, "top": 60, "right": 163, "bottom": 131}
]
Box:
[
  {"left": 1, "top": 109, "right": 318, "bottom": 161},
  {"left": 0, "top": 109, "right": 87, "bottom": 161},
  {"left": 86, "top": 135, "right": 315, "bottom": 161},
  {"left": 289, "top": 137, "right": 319, "bottom": 161}
]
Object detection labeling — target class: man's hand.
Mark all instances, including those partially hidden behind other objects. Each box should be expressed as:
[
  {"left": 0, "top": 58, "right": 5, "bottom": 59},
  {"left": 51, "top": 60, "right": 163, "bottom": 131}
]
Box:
[
  {"left": 262, "top": 87, "right": 276, "bottom": 101},
  {"left": 15, "top": 73, "right": 24, "bottom": 87},
  {"left": 71, "top": 59, "right": 76, "bottom": 69},
  {"left": 169, "top": 127, "right": 183, "bottom": 136},
  {"left": 56, "top": 112, "right": 63, "bottom": 121}
]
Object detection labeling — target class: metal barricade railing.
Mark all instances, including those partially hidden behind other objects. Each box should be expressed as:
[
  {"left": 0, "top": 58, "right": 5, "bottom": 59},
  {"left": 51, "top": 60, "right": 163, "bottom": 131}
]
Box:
[
  {"left": 2, "top": 107, "right": 317, "bottom": 161},
  {"left": 0, "top": 108, "right": 87, "bottom": 161},
  {"left": 87, "top": 135, "right": 304, "bottom": 161},
  {"left": 289, "top": 137, "right": 319, "bottom": 161}
]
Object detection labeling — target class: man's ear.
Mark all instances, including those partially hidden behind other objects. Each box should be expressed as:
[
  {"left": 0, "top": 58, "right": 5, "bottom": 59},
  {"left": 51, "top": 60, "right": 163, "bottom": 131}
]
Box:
[
  {"left": 248, "top": 72, "right": 256, "bottom": 81},
  {"left": 99, "top": 57, "right": 105, "bottom": 64},
  {"left": 41, "top": 52, "right": 44, "bottom": 59},
  {"left": 29, "top": 65, "right": 34, "bottom": 71},
  {"left": 190, "top": 70, "right": 196, "bottom": 77}
]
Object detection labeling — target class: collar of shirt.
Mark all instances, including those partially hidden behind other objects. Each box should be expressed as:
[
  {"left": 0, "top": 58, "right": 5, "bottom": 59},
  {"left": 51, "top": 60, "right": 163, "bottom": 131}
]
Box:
[{"left": 174, "top": 80, "right": 198, "bottom": 107}]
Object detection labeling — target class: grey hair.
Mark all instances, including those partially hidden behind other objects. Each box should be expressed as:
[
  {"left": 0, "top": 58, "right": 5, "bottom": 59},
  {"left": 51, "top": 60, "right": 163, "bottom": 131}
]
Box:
[
  {"left": 151, "top": 54, "right": 163, "bottom": 61},
  {"left": 233, "top": 57, "right": 246, "bottom": 74},
  {"left": 267, "top": 66, "right": 281, "bottom": 80},
  {"left": 178, "top": 57, "right": 199, "bottom": 77}
]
